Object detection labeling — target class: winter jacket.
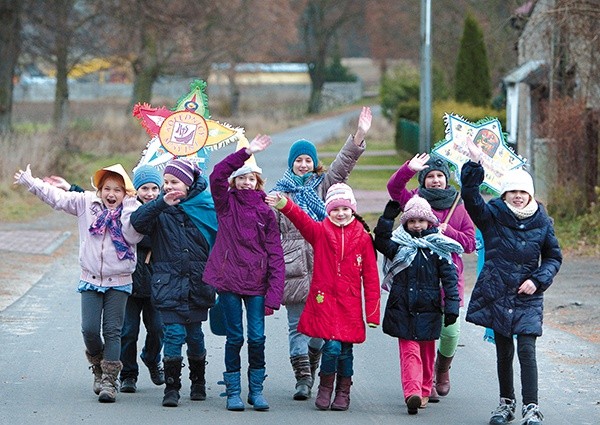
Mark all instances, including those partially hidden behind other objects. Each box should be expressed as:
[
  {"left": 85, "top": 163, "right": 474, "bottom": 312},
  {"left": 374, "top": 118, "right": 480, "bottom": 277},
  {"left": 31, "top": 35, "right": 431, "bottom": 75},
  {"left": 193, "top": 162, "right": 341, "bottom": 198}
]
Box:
[
  {"left": 387, "top": 161, "right": 476, "bottom": 306},
  {"left": 278, "top": 200, "right": 380, "bottom": 344},
  {"left": 374, "top": 217, "right": 459, "bottom": 340},
  {"left": 131, "top": 178, "right": 217, "bottom": 324},
  {"left": 274, "top": 135, "right": 365, "bottom": 305},
  {"left": 19, "top": 174, "right": 142, "bottom": 286},
  {"left": 131, "top": 235, "right": 153, "bottom": 298},
  {"left": 460, "top": 161, "right": 562, "bottom": 338},
  {"left": 203, "top": 149, "right": 285, "bottom": 310}
]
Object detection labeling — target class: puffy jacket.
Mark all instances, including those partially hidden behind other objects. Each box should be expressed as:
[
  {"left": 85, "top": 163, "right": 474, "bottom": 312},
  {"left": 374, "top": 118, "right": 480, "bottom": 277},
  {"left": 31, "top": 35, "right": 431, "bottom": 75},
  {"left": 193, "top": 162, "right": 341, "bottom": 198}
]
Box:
[
  {"left": 461, "top": 161, "right": 562, "bottom": 337},
  {"left": 274, "top": 135, "right": 365, "bottom": 305},
  {"left": 279, "top": 200, "right": 380, "bottom": 344},
  {"left": 374, "top": 217, "right": 459, "bottom": 340},
  {"left": 131, "top": 235, "right": 153, "bottom": 298},
  {"left": 131, "top": 179, "right": 216, "bottom": 324},
  {"left": 203, "top": 149, "right": 285, "bottom": 310}
]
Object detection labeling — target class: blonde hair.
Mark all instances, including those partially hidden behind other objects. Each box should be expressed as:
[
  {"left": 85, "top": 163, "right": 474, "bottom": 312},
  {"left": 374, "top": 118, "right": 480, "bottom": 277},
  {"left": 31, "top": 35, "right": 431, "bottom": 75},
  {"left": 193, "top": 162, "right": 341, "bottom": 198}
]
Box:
[{"left": 229, "top": 172, "right": 265, "bottom": 191}]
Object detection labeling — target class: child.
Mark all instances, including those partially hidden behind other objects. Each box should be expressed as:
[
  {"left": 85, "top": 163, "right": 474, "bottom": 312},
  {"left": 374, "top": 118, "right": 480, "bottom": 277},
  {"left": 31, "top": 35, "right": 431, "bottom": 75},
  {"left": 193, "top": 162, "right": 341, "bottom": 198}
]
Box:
[
  {"left": 203, "top": 134, "right": 285, "bottom": 411},
  {"left": 374, "top": 195, "right": 462, "bottom": 415},
  {"left": 14, "top": 163, "right": 143, "bottom": 403},
  {"left": 266, "top": 183, "right": 380, "bottom": 411},
  {"left": 130, "top": 158, "right": 218, "bottom": 407},
  {"left": 461, "top": 141, "right": 562, "bottom": 425}
]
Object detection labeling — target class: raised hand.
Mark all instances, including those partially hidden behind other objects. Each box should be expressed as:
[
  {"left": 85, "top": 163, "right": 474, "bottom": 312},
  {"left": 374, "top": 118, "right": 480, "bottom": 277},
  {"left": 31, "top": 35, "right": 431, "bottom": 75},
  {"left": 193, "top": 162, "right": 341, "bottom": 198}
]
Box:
[
  {"left": 265, "top": 192, "right": 287, "bottom": 209},
  {"left": 246, "top": 134, "right": 272, "bottom": 154},
  {"left": 354, "top": 106, "right": 372, "bottom": 144},
  {"left": 466, "top": 138, "right": 483, "bottom": 163},
  {"left": 14, "top": 164, "right": 32, "bottom": 185},
  {"left": 43, "top": 175, "right": 71, "bottom": 191},
  {"left": 407, "top": 153, "right": 430, "bottom": 172},
  {"left": 164, "top": 190, "right": 186, "bottom": 206}
]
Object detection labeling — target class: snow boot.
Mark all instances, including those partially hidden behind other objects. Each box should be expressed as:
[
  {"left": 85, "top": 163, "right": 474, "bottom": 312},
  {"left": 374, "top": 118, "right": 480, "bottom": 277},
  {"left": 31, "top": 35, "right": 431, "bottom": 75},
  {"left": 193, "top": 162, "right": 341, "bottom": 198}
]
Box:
[
  {"left": 98, "top": 360, "right": 122, "bottom": 403},
  {"left": 330, "top": 374, "right": 352, "bottom": 411},
  {"left": 85, "top": 350, "right": 103, "bottom": 395},
  {"left": 291, "top": 355, "right": 312, "bottom": 400},
  {"left": 220, "top": 371, "right": 245, "bottom": 411},
  {"left": 247, "top": 368, "right": 269, "bottom": 411},
  {"left": 162, "top": 356, "right": 183, "bottom": 407},
  {"left": 314, "top": 372, "right": 335, "bottom": 410},
  {"left": 188, "top": 354, "right": 207, "bottom": 401},
  {"left": 435, "top": 351, "right": 454, "bottom": 396}
]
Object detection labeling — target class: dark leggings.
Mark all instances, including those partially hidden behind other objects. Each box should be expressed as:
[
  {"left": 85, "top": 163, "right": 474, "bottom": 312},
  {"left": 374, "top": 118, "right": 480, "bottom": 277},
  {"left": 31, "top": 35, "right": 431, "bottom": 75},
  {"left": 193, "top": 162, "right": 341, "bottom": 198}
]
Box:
[{"left": 494, "top": 332, "right": 538, "bottom": 405}]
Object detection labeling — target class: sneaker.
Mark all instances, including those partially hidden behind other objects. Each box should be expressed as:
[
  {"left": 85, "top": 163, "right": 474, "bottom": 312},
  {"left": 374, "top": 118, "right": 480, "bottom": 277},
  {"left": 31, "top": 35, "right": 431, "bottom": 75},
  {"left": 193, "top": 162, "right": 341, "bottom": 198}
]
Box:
[
  {"left": 120, "top": 377, "right": 137, "bottom": 393},
  {"left": 489, "top": 397, "right": 516, "bottom": 425},
  {"left": 419, "top": 396, "right": 429, "bottom": 408},
  {"left": 521, "top": 403, "right": 544, "bottom": 425},
  {"left": 147, "top": 363, "right": 165, "bottom": 385},
  {"left": 406, "top": 394, "right": 421, "bottom": 415}
]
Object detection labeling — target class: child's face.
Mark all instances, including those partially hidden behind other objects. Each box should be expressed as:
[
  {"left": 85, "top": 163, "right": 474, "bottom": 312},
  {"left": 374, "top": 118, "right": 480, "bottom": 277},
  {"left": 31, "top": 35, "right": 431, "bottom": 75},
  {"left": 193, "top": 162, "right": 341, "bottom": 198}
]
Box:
[
  {"left": 423, "top": 170, "right": 447, "bottom": 189},
  {"left": 100, "top": 177, "right": 126, "bottom": 210},
  {"left": 234, "top": 172, "right": 258, "bottom": 190},
  {"left": 137, "top": 183, "right": 160, "bottom": 204},
  {"left": 406, "top": 218, "right": 430, "bottom": 233},
  {"left": 292, "top": 155, "right": 314, "bottom": 176},
  {"left": 163, "top": 173, "right": 188, "bottom": 194},
  {"left": 504, "top": 190, "right": 531, "bottom": 209},
  {"left": 328, "top": 206, "right": 353, "bottom": 226}
]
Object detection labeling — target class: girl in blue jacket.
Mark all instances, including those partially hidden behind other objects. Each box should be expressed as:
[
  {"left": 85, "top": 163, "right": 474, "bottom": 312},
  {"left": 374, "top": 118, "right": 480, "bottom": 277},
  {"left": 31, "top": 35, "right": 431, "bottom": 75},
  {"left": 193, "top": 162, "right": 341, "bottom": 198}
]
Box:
[{"left": 204, "top": 135, "right": 285, "bottom": 412}]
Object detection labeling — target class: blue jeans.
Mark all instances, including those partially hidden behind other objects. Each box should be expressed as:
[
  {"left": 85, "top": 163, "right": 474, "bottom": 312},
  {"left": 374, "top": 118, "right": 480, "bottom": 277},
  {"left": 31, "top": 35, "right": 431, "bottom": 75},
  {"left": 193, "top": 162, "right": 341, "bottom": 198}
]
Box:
[
  {"left": 320, "top": 340, "right": 354, "bottom": 377},
  {"left": 219, "top": 292, "right": 266, "bottom": 372},
  {"left": 286, "top": 303, "right": 324, "bottom": 356},
  {"left": 162, "top": 322, "right": 206, "bottom": 358},
  {"left": 120, "top": 296, "right": 163, "bottom": 379}
]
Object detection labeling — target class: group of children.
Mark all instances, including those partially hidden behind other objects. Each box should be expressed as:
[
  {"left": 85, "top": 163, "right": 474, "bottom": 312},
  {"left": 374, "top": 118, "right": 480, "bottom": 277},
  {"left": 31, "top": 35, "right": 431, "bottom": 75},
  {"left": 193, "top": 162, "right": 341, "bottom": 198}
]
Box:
[{"left": 13, "top": 108, "right": 561, "bottom": 425}]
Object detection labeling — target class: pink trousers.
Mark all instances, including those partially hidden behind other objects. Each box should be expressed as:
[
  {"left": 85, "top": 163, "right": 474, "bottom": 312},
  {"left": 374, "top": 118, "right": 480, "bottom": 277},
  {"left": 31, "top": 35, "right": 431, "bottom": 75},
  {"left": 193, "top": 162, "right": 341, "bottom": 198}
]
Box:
[{"left": 398, "top": 338, "right": 436, "bottom": 399}]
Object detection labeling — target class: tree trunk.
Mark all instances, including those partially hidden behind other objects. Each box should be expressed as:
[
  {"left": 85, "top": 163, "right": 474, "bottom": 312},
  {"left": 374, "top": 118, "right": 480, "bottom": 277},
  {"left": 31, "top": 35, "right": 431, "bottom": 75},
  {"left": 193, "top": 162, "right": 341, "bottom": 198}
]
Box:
[
  {"left": 584, "top": 109, "right": 599, "bottom": 205},
  {"left": 0, "top": 1, "right": 21, "bottom": 133},
  {"left": 128, "top": 25, "right": 160, "bottom": 112},
  {"left": 227, "top": 63, "right": 240, "bottom": 117},
  {"left": 307, "top": 58, "right": 326, "bottom": 114},
  {"left": 52, "top": 4, "right": 71, "bottom": 135}
]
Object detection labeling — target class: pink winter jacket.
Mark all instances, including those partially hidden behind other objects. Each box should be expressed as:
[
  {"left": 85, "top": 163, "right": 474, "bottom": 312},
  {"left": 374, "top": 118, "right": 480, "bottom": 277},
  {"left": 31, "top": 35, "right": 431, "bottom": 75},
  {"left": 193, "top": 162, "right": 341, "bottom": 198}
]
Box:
[{"left": 20, "top": 174, "right": 143, "bottom": 287}]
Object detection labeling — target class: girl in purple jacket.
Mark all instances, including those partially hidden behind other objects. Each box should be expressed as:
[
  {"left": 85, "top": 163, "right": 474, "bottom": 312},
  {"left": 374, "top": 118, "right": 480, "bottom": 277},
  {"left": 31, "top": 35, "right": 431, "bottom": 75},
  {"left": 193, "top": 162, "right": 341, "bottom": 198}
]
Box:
[{"left": 203, "top": 134, "right": 285, "bottom": 412}]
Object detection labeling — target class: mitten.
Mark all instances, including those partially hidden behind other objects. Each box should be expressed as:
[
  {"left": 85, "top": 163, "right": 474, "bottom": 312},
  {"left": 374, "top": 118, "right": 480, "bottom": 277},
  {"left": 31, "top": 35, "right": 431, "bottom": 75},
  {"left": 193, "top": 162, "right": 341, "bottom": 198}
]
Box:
[
  {"left": 383, "top": 200, "right": 402, "bottom": 220},
  {"left": 444, "top": 313, "right": 458, "bottom": 327},
  {"left": 264, "top": 306, "right": 274, "bottom": 316}
]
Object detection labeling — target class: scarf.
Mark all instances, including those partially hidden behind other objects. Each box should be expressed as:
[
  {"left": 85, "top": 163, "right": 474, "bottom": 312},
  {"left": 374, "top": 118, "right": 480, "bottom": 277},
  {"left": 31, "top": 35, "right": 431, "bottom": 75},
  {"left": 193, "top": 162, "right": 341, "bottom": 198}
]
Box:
[
  {"left": 381, "top": 225, "right": 464, "bottom": 291},
  {"left": 418, "top": 186, "right": 459, "bottom": 210},
  {"left": 89, "top": 204, "right": 135, "bottom": 261},
  {"left": 180, "top": 189, "right": 218, "bottom": 250},
  {"left": 272, "top": 169, "right": 326, "bottom": 221},
  {"left": 504, "top": 198, "right": 538, "bottom": 220}
]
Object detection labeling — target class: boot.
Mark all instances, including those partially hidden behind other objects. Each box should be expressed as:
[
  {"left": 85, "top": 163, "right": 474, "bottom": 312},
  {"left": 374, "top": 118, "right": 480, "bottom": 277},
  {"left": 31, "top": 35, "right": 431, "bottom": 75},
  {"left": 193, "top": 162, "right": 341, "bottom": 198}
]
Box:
[
  {"left": 291, "top": 355, "right": 312, "bottom": 400},
  {"left": 162, "top": 356, "right": 183, "bottom": 407},
  {"left": 330, "top": 374, "right": 352, "bottom": 411},
  {"left": 247, "top": 368, "right": 269, "bottom": 411},
  {"left": 435, "top": 352, "right": 454, "bottom": 396},
  {"left": 308, "top": 346, "right": 322, "bottom": 390},
  {"left": 219, "top": 371, "right": 245, "bottom": 411},
  {"left": 314, "top": 372, "right": 335, "bottom": 410},
  {"left": 85, "top": 350, "right": 103, "bottom": 395},
  {"left": 98, "top": 360, "right": 122, "bottom": 403},
  {"left": 429, "top": 383, "right": 440, "bottom": 403},
  {"left": 188, "top": 354, "right": 207, "bottom": 401}
]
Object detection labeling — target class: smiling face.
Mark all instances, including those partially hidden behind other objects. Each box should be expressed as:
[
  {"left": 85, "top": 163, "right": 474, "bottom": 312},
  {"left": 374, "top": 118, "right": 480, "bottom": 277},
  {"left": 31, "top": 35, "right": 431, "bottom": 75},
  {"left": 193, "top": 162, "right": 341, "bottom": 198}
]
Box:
[
  {"left": 136, "top": 183, "right": 160, "bottom": 204},
  {"left": 234, "top": 172, "right": 258, "bottom": 190},
  {"left": 423, "top": 170, "right": 447, "bottom": 189},
  {"left": 504, "top": 190, "right": 531, "bottom": 209},
  {"left": 100, "top": 176, "right": 126, "bottom": 210},
  {"left": 163, "top": 173, "right": 189, "bottom": 194},
  {"left": 406, "top": 218, "right": 430, "bottom": 233},
  {"left": 292, "top": 154, "right": 314, "bottom": 176},
  {"left": 328, "top": 206, "right": 353, "bottom": 226}
]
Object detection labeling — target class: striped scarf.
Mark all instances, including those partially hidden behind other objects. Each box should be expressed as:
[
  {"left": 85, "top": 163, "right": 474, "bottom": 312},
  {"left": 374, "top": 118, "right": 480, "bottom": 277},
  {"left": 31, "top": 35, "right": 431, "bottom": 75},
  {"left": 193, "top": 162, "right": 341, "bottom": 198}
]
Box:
[
  {"left": 272, "top": 169, "right": 326, "bottom": 221},
  {"left": 89, "top": 205, "right": 135, "bottom": 261}
]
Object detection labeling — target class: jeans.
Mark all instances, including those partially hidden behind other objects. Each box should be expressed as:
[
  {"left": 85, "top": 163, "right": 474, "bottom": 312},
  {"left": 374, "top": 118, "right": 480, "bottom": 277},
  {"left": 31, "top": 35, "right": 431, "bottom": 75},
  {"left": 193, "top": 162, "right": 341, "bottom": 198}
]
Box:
[
  {"left": 495, "top": 333, "right": 538, "bottom": 405},
  {"left": 162, "top": 322, "right": 206, "bottom": 358},
  {"left": 286, "top": 303, "right": 323, "bottom": 356},
  {"left": 319, "top": 340, "right": 354, "bottom": 377},
  {"left": 218, "top": 292, "right": 266, "bottom": 372},
  {"left": 80, "top": 289, "right": 128, "bottom": 361},
  {"left": 120, "top": 296, "right": 163, "bottom": 379}
]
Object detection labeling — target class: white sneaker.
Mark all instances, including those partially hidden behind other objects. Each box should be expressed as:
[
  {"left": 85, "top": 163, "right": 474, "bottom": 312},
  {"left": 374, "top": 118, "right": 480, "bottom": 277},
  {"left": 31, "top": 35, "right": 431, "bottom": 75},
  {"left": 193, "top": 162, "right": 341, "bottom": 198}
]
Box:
[{"left": 521, "top": 403, "right": 544, "bottom": 424}]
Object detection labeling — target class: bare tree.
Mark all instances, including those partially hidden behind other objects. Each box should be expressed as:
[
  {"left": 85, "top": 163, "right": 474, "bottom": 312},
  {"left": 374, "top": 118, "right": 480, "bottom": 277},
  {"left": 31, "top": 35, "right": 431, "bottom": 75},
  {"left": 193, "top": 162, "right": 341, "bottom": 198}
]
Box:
[{"left": 0, "top": 0, "right": 21, "bottom": 133}]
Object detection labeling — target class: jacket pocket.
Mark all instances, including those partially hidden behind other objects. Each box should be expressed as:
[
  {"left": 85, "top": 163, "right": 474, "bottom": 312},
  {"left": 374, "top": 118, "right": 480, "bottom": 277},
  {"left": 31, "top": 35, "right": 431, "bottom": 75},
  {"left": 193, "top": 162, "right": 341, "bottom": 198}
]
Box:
[
  {"left": 284, "top": 245, "right": 308, "bottom": 280},
  {"left": 151, "top": 273, "right": 178, "bottom": 310}
]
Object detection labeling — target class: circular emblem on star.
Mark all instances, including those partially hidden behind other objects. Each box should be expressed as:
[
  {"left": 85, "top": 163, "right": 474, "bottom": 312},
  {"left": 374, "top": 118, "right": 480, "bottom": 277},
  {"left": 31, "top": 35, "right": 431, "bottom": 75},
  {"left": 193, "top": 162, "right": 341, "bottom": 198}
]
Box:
[{"left": 159, "top": 111, "right": 209, "bottom": 156}]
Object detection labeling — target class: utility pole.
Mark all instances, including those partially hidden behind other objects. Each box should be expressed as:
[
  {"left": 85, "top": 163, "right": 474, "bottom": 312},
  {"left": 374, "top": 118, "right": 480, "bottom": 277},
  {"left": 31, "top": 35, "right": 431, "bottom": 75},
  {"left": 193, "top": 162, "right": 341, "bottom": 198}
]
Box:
[{"left": 419, "top": 0, "right": 432, "bottom": 152}]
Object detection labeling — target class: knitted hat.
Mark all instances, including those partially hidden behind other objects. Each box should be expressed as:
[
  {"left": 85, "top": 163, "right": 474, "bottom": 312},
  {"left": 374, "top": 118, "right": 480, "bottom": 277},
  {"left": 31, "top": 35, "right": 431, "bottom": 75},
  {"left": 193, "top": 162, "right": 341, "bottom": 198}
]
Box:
[
  {"left": 163, "top": 158, "right": 199, "bottom": 187},
  {"left": 400, "top": 195, "right": 439, "bottom": 226},
  {"left": 93, "top": 163, "right": 136, "bottom": 197},
  {"left": 418, "top": 155, "right": 451, "bottom": 187},
  {"left": 325, "top": 183, "right": 357, "bottom": 214},
  {"left": 133, "top": 165, "right": 163, "bottom": 190},
  {"left": 500, "top": 168, "right": 535, "bottom": 198},
  {"left": 288, "top": 139, "right": 318, "bottom": 169},
  {"left": 229, "top": 163, "right": 263, "bottom": 181}
]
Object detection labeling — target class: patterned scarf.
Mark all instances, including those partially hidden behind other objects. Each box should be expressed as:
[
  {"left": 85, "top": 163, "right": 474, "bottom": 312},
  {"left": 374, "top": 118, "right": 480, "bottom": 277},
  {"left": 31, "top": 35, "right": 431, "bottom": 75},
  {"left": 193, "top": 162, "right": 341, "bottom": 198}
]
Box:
[
  {"left": 272, "top": 169, "right": 326, "bottom": 221},
  {"left": 504, "top": 198, "right": 538, "bottom": 220},
  {"left": 381, "top": 225, "right": 464, "bottom": 291},
  {"left": 89, "top": 204, "right": 135, "bottom": 261},
  {"left": 418, "top": 186, "right": 459, "bottom": 210}
]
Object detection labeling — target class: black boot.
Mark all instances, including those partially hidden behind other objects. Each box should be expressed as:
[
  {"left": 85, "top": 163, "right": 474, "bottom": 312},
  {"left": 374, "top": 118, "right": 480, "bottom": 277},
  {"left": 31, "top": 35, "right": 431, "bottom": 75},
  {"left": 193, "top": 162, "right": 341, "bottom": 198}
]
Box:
[
  {"left": 188, "top": 354, "right": 207, "bottom": 401},
  {"left": 162, "top": 356, "right": 183, "bottom": 407}
]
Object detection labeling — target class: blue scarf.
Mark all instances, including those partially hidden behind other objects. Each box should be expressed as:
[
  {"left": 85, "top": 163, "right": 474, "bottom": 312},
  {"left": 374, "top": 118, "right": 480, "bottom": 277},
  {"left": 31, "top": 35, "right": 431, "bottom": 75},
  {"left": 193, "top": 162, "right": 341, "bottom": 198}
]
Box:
[
  {"left": 180, "top": 190, "right": 218, "bottom": 249},
  {"left": 272, "top": 169, "right": 326, "bottom": 221},
  {"left": 88, "top": 204, "right": 135, "bottom": 261}
]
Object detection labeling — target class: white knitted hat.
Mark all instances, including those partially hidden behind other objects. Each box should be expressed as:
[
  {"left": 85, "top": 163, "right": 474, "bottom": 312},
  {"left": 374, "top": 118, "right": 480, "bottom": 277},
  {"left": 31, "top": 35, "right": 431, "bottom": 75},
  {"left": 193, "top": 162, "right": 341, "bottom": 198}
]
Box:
[
  {"left": 500, "top": 168, "right": 535, "bottom": 198},
  {"left": 229, "top": 163, "right": 263, "bottom": 181}
]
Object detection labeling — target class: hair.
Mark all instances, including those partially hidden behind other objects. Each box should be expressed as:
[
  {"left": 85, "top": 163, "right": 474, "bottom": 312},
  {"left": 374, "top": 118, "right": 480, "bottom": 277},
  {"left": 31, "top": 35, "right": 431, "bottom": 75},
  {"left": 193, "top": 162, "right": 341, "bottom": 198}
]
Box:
[
  {"left": 354, "top": 212, "right": 378, "bottom": 259},
  {"left": 96, "top": 172, "right": 125, "bottom": 197},
  {"left": 314, "top": 163, "right": 326, "bottom": 175},
  {"left": 229, "top": 172, "right": 265, "bottom": 191}
]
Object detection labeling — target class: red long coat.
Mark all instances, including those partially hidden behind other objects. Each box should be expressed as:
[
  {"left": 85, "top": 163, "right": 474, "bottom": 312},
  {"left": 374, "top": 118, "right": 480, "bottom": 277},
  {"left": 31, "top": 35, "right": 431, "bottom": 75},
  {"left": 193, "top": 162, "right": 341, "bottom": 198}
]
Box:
[{"left": 279, "top": 200, "right": 381, "bottom": 344}]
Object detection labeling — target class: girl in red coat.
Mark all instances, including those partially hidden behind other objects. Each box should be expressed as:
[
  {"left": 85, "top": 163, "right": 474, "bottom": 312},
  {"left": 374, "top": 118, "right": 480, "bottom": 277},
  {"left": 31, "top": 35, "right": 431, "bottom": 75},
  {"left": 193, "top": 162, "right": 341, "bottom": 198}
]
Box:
[{"left": 267, "top": 183, "right": 380, "bottom": 412}]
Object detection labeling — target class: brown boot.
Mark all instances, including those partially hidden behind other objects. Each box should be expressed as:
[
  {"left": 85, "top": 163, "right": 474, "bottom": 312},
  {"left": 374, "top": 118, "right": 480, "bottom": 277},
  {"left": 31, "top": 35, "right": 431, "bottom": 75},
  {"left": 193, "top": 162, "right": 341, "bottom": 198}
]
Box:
[
  {"left": 291, "top": 355, "right": 312, "bottom": 400},
  {"left": 429, "top": 383, "right": 440, "bottom": 403},
  {"left": 435, "top": 352, "right": 454, "bottom": 396},
  {"left": 308, "top": 346, "right": 322, "bottom": 390},
  {"left": 330, "top": 375, "right": 352, "bottom": 411},
  {"left": 85, "top": 350, "right": 103, "bottom": 395},
  {"left": 314, "top": 373, "right": 335, "bottom": 410},
  {"left": 98, "top": 360, "right": 122, "bottom": 403}
]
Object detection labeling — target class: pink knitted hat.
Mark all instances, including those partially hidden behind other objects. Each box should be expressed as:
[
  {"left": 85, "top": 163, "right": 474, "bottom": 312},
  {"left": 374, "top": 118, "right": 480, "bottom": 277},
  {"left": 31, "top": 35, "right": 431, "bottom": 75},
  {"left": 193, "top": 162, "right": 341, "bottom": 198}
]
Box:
[
  {"left": 400, "top": 195, "right": 439, "bottom": 226},
  {"left": 325, "top": 183, "right": 357, "bottom": 214}
]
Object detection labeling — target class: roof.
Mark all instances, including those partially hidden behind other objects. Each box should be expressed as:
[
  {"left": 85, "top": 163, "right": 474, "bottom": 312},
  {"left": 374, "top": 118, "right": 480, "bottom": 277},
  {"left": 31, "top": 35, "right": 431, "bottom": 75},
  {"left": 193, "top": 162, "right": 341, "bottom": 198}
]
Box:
[
  {"left": 503, "top": 60, "right": 548, "bottom": 85},
  {"left": 211, "top": 63, "right": 309, "bottom": 73}
]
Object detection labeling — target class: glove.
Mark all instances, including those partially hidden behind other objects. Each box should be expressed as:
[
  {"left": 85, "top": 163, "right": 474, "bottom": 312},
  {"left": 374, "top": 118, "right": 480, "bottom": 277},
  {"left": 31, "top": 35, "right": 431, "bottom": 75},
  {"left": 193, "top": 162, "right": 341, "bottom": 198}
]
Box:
[
  {"left": 444, "top": 313, "right": 458, "bottom": 327},
  {"left": 264, "top": 306, "right": 274, "bottom": 316},
  {"left": 367, "top": 323, "right": 378, "bottom": 329},
  {"left": 383, "top": 200, "right": 402, "bottom": 220}
]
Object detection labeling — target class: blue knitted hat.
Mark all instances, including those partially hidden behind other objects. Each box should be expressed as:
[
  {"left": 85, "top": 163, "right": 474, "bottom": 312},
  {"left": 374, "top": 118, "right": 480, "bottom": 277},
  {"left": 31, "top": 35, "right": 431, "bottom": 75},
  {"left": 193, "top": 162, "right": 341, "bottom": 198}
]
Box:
[
  {"left": 133, "top": 165, "right": 163, "bottom": 190},
  {"left": 287, "top": 139, "right": 318, "bottom": 169}
]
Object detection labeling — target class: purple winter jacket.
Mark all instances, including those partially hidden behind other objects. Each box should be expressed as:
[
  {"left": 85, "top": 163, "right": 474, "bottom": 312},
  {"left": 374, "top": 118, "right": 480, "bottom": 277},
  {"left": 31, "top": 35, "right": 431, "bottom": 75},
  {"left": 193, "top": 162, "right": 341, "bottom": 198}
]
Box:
[{"left": 203, "top": 149, "right": 285, "bottom": 310}]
